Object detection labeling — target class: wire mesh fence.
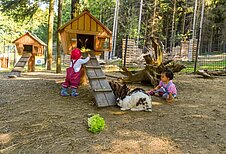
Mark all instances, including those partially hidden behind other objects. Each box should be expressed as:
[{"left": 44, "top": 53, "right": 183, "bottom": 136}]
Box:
[
  {"left": 119, "top": 37, "right": 226, "bottom": 73},
  {"left": 198, "top": 53, "right": 226, "bottom": 70},
  {"left": 183, "top": 43, "right": 226, "bottom": 73}
]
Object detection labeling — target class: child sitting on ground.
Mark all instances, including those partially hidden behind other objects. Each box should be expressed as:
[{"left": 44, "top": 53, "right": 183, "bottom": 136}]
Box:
[
  {"left": 61, "top": 48, "right": 90, "bottom": 96},
  {"left": 148, "top": 68, "right": 177, "bottom": 103}
]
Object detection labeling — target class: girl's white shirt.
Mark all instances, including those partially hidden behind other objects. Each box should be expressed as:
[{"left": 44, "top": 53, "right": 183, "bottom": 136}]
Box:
[{"left": 70, "top": 57, "right": 90, "bottom": 72}]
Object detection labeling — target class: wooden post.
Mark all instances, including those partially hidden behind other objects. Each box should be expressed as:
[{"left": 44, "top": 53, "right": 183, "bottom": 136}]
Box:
[
  {"left": 80, "top": 66, "right": 88, "bottom": 85},
  {"left": 3, "top": 56, "right": 6, "bottom": 68},
  {"left": 80, "top": 52, "right": 89, "bottom": 85},
  {"left": 28, "top": 54, "right": 35, "bottom": 72},
  {"left": 123, "top": 35, "right": 128, "bottom": 67}
]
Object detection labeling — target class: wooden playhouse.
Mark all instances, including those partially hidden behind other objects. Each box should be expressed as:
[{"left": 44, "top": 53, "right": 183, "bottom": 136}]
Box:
[
  {"left": 58, "top": 10, "right": 116, "bottom": 107},
  {"left": 58, "top": 9, "right": 112, "bottom": 59},
  {"left": 12, "top": 32, "right": 46, "bottom": 72}
]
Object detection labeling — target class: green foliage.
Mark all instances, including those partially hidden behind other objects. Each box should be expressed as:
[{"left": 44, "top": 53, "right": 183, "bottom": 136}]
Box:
[
  {"left": 0, "top": 0, "right": 43, "bottom": 22},
  {"left": 0, "top": 0, "right": 49, "bottom": 47},
  {"left": 62, "top": 0, "right": 71, "bottom": 25},
  {"left": 1, "top": 0, "right": 226, "bottom": 57},
  {"left": 88, "top": 114, "right": 105, "bottom": 134},
  {"left": 0, "top": 8, "right": 48, "bottom": 48},
  {"left": 80, "top": 0, "right": 115, "bottom": 29}
]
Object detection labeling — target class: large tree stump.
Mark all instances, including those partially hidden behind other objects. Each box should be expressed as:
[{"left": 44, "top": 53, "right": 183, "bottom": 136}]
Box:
[
  {"left": 121, "top": 43, "right": 185, "bottom": 86},
  {"left": 121, "top": 36, "right": 185, "bottom": 85},
  {"left": 121, "top": 59, "right": 185, "bottom": 86}
]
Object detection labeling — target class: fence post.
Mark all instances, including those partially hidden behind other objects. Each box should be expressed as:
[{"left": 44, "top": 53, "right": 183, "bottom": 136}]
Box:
[
  {"left": 123, "top": 35, "right": 128, "bottom": 67},
  {"left": 194, "top": 28, "right": 200, "bottom": 73}
]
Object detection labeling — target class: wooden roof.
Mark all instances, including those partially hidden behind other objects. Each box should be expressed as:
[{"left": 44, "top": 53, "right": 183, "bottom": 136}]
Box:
[
  {"left": 58, "top": 9, "right": 112, "bottom": 35},
  {"left": 13, "top": 32, "right": 47, "bottom": 46}
]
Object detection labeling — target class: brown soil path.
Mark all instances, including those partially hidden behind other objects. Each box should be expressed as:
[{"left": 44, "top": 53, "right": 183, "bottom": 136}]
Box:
[{"left": 0, "top": 71, "right": 226, "bottom": 154}]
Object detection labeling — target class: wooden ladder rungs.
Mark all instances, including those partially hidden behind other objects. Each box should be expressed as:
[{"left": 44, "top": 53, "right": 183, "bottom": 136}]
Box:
[
  {"left": 94, "top": 89, "right": 112, "bottom": 92},
  {"left": 15, "top": 65, "right": 26, "bottom": 67},
  {"left": 22, "top": 55, "right": 30, "bottom": 57},
  {"left": 89, "top": 76, "right": 106, "bottom": 79},
  {"left": 86, "top": 66, "right": 101, "bottom": 69},
  {"left": 11, "top": 70, "right": 21, "bottom": 72},
  {"left": 20, "top": 58, "right": 29, "bottom": 62}
]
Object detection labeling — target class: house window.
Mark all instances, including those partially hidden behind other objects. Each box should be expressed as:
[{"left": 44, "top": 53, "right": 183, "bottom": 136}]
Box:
[
  {"left": 97, "top": 37, "right": 110, "bottom": 50},
  {"left": 103, "top": 38, "right": 110, "bottom": 49}
]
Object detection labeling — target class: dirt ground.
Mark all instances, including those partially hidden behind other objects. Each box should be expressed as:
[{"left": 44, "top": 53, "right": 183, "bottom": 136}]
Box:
[{"left": 0, "top": 69, "right": 226, "bottom": 154}]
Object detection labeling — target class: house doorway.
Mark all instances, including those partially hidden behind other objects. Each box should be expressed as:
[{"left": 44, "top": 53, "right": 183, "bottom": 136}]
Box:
[
  {"left": 23, "top": 45, "right": 32, "bottom": 53},
  {"left": 77, "top": 34, "right": 94, "bottom": 50}
]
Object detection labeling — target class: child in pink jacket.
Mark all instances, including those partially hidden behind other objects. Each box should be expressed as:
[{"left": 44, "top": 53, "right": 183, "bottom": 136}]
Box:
[
  {"left": 148, "top": 68, "right": 177, "bottom": 103},
  {"left": 61, "top": 48, "right": 90, "bottom": 96}
]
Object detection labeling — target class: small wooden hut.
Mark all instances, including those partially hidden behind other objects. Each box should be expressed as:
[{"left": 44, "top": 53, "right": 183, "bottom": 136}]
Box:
[
  {"left": 0, "top": 56, "right": 9, "bottom": 68},
  {"left": 12, "top": 32, "right": 46, "bottom": 72},
  {"left": 58, "top": 9, "right": 112, "bottom": 60}
]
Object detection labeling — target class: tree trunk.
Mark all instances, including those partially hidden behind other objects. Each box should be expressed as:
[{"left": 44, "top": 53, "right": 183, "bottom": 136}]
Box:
[
  {"left": 191, "top": 0, "right": 198, "bottom": 54},
  {"left": 56, "top": 0, "right": 63, "bottom": 73},
  {"left": 151, "top": 37, "right": 163, "bottom": 65},
  {"left": 151, "top": 0, "right": 157, "bottom": 35},
  {"left": 170, "top": 0, "right": 176, "bottom": 54},
  {"left": 197, "top": 0, "right": 205, "bottom": 55},
  {"left": 71, "top": 0, "right": 79, "bottom": 19},
  {"left": 137, "top": 0, "right": 143, "bottom": 44},
  {"left": 111, "top": 0, "right": 119, "bottom": 59},
  {"left": 47, "top": 0, "right": 54, "bottom": 70},
  {"left": 209, "top": 26, "right": 213, "bottom": 52}
]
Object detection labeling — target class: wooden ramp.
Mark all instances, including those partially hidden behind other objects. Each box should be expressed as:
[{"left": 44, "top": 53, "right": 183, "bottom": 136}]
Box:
[
  {"left": 8, "top": 53, "right": 31, "bottom": 77},
  {"left": 85, "top": 52, "right": 116, "bottom": 107}
]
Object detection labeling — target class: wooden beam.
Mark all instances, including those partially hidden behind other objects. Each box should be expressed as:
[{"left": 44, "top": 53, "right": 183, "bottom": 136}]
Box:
[
  {"left": 89, "top": 76, "right": 106, "bottom": 79},
  {"left": 94, "top": 89, "right": 112, "bottom": 92},
  {"left": 86, "top": 66, "right": 102, "bottom": 69},
  {"left": 90, "top": 57, "right": 97, "bottom": 60},
  {"left": 65, "top": 28, "right": 111, "bottom": 37}
]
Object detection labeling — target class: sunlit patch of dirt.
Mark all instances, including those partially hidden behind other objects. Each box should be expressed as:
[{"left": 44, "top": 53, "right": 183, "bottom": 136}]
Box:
[{"left": 0, "top": 70, "right": 226, "bottom": 153}]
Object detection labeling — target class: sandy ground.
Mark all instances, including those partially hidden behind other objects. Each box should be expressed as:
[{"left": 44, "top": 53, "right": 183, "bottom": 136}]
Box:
[{"left": 0, "top": 69, "right": 226, "bottom": 154}]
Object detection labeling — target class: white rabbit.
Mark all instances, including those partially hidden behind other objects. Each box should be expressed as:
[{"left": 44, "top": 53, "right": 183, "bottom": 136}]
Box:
[
  {"left": 109, "top": 81, "right": 152, "bottom": 112},
  {"left": 116, "top": 89, "right": 152, "bottom": 112}
]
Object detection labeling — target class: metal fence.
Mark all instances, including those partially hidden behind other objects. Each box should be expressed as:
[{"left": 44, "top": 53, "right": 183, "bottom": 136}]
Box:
[
  {"left": 119, "top": 37, "right": 226, "bottom": 73},
  {"left": 183, "top": 42, "right": 226, "bottom": 72},
  {"left": 197, "top": 53, "right": 226, "bottom": 71}
]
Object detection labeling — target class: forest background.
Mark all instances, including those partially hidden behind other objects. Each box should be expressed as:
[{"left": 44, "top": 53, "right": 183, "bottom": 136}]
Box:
[{"left": 0, "top": 0, "right": 226, "bottom": 71}]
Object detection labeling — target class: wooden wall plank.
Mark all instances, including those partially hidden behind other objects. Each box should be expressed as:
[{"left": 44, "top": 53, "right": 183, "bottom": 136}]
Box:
[
  {"left": 85, "top": 14, "right": 91, "bottom": 31},
  {"left": 78, "top": 15, "right": 84, "bottom": 30},
  {"left": 72, "top": 20, "right": 78, "bottom": 30},
  {"left": 91, "top": 19, "right": 96, "bottom": 32},
  {"left": 97, "top": 25, "right": 103, "bottom": 32}
]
